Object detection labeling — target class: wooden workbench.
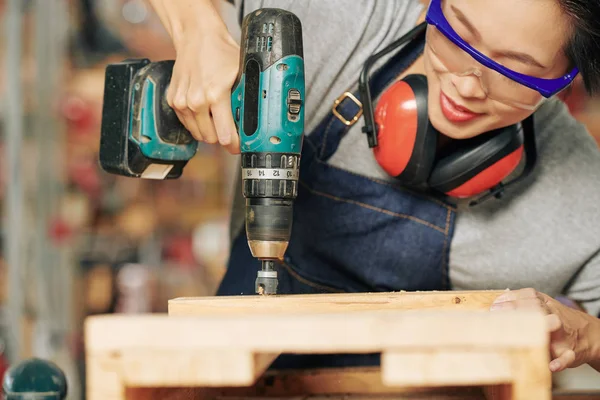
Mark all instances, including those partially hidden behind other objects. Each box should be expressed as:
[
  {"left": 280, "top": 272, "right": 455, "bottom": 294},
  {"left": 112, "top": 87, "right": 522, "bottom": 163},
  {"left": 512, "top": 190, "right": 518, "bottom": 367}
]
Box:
[
  {"left": 84, "top": 290, "right": 598, "bottom": 400},
  {"left": 123, "top": 369, "right": 600, "bottom": 399}
]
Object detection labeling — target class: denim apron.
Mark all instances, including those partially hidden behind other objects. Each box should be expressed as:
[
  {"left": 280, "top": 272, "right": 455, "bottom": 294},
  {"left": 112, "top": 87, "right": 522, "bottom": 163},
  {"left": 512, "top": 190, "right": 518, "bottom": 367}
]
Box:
[{"left": 217, "top": 30, "right": 457, "bottom": 369}]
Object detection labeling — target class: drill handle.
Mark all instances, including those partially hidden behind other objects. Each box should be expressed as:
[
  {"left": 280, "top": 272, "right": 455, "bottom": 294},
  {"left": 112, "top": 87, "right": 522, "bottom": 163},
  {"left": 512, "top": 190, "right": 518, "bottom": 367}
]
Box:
[{"left": 133, "top": 60, "right": 196, "bottom": 147}]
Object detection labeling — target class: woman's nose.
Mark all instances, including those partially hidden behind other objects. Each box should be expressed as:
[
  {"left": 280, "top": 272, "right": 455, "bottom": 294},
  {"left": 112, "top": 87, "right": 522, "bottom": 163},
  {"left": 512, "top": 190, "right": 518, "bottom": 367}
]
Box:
[{"left": 450, "top": 73, "right": 487, "bottom": 100}]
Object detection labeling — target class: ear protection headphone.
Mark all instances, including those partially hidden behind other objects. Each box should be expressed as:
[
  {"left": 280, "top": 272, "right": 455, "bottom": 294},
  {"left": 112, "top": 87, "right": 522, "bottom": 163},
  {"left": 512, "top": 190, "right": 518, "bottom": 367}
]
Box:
[{"left": 359, "top": 24, "right": 537, "bottom": 206}]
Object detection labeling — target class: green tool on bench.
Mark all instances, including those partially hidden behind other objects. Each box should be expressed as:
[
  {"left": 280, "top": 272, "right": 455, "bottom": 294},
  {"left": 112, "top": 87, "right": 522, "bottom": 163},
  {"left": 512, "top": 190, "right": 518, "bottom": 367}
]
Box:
[{"left": 3, "top": 358, "right": 67, "bottom": 399}]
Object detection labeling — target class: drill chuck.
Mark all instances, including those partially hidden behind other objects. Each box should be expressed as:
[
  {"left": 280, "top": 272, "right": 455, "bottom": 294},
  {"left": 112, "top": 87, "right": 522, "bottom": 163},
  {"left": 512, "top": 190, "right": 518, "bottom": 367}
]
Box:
[
  {"left": 256, "top": 260, "right": 278, "bottom": 295},
  {"left": 243, "top": 152, "right": 298, "bottom": 258},
  {"left": 243, "top": 152, "right": 299, "bottom": 295},
  {"left": 245, "top": 197, "right": 294, "bottom": 258}
]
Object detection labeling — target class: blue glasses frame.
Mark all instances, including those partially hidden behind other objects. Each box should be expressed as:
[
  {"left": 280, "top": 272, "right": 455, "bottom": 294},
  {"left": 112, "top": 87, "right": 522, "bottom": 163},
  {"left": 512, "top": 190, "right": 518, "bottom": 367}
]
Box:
[{"left": 425, "top": 0, "right": 579, "bottom": 98}]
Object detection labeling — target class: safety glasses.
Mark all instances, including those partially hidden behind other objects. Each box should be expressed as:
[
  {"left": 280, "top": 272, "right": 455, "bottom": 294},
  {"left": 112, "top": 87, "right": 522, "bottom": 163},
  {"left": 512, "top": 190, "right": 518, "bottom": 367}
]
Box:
[{"left": 425, "top": 0, "right": 579, "bottom": 99}]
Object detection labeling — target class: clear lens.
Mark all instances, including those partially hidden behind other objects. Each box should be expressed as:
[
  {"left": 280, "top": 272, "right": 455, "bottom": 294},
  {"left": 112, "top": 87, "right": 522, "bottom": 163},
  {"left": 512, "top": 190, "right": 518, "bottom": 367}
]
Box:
[{"left": 426, "top": 25, "right": 543, "bottom": 110}]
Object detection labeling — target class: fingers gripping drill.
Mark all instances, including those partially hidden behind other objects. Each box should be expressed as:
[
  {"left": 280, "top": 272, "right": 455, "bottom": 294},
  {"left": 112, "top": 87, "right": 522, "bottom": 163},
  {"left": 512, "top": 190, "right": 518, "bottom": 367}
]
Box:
[{"left": 98, "top": 9, "right": 306, "bottom": 295}]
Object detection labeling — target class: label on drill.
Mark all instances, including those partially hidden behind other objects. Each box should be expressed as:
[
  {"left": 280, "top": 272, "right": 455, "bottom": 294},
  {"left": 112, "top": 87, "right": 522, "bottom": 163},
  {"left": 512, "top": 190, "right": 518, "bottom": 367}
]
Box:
[{"left": 242, "top": 168, "right": 299, "bottom": 180}]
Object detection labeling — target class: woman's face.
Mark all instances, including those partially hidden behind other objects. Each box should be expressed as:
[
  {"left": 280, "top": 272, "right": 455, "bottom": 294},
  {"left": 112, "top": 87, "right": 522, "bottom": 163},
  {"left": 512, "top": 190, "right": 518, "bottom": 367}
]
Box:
[{"left": 423, "top": 0, "right": 572, "bottom": 139}]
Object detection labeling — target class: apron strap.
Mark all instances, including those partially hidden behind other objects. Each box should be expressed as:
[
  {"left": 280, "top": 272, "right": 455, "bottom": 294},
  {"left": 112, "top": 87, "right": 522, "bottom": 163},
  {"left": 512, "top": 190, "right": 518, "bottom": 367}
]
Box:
[{"left": 314, "top": 25, "right": 427, "bottom": 161}]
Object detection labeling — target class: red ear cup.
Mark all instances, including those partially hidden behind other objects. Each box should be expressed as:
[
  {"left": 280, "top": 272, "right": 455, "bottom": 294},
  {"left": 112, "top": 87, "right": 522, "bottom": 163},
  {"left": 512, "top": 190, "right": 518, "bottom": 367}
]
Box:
[
  {"left": 446, "top": 146, "right": 523, "bottom": 198},
  {"left": 372, "top": 73, "right": 526, "bottom": 200},
  {"left": 373, "top": 74, "right": 437, "bottom": 187},
  {"left": 428, "top": 125, "right": 525, "bottom": 198}
]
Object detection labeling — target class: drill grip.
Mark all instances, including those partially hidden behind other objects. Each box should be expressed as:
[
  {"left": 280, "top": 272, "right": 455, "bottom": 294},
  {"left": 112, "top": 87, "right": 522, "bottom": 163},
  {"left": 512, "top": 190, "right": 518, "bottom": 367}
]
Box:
[{"left": 130, "top": 61, "right": 195, "bottom": 147}]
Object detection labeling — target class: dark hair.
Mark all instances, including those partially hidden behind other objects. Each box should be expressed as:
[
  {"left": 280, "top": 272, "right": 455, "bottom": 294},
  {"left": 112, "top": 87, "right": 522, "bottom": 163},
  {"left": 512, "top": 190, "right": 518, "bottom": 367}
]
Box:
[{"left": 559, "top": 1, "right": 600, "bottom": 95}]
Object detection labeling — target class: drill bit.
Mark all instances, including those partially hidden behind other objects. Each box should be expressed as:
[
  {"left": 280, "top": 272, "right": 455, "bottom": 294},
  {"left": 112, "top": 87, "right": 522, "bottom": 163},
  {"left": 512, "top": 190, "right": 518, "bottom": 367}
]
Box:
[{"left": 256, "top": 260, "right": 278, "bottom": 295}]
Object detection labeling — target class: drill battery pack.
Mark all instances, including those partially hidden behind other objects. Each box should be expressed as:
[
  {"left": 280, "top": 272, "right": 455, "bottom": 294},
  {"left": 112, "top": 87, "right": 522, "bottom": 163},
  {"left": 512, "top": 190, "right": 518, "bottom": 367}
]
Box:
[{"left": 99, "top": 59, "right": 198, "bottom": 179}]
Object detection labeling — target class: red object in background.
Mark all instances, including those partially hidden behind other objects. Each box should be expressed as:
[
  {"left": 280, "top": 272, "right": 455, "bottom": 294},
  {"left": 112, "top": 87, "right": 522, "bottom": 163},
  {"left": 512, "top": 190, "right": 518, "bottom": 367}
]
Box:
[
  {"left": 48, "top": 218, "right": 73, "bottom": 245},
  {"left": 68, "top": 159, "right": 102, "bottom": 198},
  {"left": 0, "top": 351, "right": 9, "bottom": 384},
  {"left": 163, "top": 235, "right": 197, "bottom": 267},
  {"left": 60, "top": 95, "right": 95, "bottom": 136}
]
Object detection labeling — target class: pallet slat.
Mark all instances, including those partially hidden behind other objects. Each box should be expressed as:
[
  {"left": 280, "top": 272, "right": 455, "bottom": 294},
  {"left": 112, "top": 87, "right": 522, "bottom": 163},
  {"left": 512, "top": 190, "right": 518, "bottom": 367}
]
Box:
[
  {"left": 86, "top": 310, "right": 546, "bottom": 352},
  {"left": 382, "top": 350, "right": 513, "bottom": 386},
  {"left": 168, "top": 290, "right": 507, "bottom": 316},
  {"left": 85, "top": 291, "right": 552, "bottom": 400}
]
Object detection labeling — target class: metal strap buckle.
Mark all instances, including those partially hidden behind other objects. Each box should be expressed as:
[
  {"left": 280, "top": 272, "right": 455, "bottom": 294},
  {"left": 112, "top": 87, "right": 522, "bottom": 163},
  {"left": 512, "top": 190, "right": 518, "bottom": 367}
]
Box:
[{"left": 332, "top": 91, "right": 363, "bottom": 126}]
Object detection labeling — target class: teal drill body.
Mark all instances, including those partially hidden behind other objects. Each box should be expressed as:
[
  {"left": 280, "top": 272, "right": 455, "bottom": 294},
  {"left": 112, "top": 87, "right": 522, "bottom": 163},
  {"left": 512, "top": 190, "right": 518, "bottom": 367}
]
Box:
[
  {"left": 130, "top": 75, "right": 198, "bottom": 162},
  {"left": 99, "top": 8, "right": 305, "bottom": 295},
  {"left": 231, "top": 54, "right": 305, "bottom": 154},
  {"left": 126, "top": 53, "right": 305, "bottom": 162}
]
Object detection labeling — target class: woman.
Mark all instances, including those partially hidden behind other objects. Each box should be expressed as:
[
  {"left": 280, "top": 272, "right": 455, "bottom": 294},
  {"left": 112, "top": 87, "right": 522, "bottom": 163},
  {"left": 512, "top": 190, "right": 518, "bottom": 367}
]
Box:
[{"left": 147, "top": 0, "right": 600, "bottom": 373}]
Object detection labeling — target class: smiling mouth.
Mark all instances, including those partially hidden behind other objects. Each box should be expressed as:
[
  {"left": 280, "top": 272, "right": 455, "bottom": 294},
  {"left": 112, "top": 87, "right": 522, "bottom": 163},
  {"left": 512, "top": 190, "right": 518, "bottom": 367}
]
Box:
[{"left": 440, "top": 91, "right": 485, "bottom": 123}]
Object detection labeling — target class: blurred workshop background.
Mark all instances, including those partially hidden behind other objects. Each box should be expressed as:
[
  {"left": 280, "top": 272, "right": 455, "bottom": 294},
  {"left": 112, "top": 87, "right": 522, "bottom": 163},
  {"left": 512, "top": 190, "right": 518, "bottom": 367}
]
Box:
[{"left": 0, "top": 0, "right": 599, "bottom": 398}]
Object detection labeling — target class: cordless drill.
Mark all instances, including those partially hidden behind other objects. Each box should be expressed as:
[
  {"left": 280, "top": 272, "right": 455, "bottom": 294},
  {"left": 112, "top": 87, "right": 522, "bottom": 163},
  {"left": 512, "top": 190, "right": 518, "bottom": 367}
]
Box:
[{"left": 98, "top": 8, "right": 305, "bottom": 295}]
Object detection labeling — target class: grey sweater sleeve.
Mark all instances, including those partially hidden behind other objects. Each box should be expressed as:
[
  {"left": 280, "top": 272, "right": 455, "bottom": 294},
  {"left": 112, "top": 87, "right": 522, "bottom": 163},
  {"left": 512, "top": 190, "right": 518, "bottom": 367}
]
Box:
[
  {"left": 449, "top": 97, "right": 600, "bottom": 307},
  {"left": 564, "top": 250, "right": 600, "bottom": 317},
  {"left": 530, "top": 99, "right": 600, "bottom": 317}
]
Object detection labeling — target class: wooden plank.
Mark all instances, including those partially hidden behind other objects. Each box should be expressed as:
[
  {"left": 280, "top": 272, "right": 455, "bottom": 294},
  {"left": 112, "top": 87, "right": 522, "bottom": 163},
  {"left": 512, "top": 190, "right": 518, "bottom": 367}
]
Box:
[
  {"left": 168, "top": 290, "right": 507, "bottom": 316},
  {"left": 86, "top": 310, "right": 546, "bottom": 355},
  {"left": 382, "top": 350, "right": 512, "bottom": 386},
  {"left": 124, "top": 391, "right": 600, "bottom": 400},
  {"left": 87, "top": 351, "right": 278, "bottom": 400},
  {"left": 510, "top": 347, "right": 552, "bottom": 400},
  {"left": 118, "top": 366, "right": 600, "bottom": 400},
  {"left": 123, "top": 373, "right": 600, "bottom": 400},
  {"left": 126, "top": 389, "right": 488, "bottom": 400},
  {"left": 86, "top": 310, "right": 549, "bottom": 399},
  {"left": 124, "top": 367, "right": 490, "bottom": 399},
  {"left": 119, "top": 350, "right": 279, "bottom": 387},
  {"left": 87, "top": 353, "right": 125, "bottom": 400},
  {"left": 186, "top": 367, "right": 490, "bottom": 396},
  {"left": 86, "top": 292, "right": 553, "bottom": 399},
  {"left": 481, "top": 347, "right": 552, "bottom": 400}
]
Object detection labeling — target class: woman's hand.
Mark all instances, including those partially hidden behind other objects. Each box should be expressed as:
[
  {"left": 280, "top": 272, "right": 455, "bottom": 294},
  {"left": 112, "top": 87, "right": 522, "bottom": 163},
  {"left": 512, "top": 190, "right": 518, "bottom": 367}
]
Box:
[
  {"left": 168, "top": 27, "right": 241, "bottom": 154},
  {"left": 147, "top": 0, "right": 241, "bottom": 154},
  {"left": 490, "top": 288, "right": 599, "bottom": 372}
]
